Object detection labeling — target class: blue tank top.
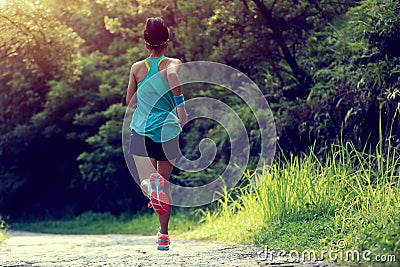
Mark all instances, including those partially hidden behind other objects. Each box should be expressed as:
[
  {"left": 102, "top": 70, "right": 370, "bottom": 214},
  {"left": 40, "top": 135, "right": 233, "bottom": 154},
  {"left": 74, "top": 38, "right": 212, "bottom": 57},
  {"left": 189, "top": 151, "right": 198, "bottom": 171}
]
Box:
[{"left": 130, "top": 56, "right": 182, "bottom": 142}]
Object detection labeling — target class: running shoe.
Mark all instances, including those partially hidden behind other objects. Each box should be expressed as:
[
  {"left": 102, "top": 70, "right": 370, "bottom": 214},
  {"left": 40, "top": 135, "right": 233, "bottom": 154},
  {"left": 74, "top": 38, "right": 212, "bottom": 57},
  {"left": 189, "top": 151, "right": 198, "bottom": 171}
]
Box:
[
  {"left": 156, "top": 231, "right": 170, "bottom": 251},
  {"left": 149, "top": 173, "right": 169, "bottom": 216}
]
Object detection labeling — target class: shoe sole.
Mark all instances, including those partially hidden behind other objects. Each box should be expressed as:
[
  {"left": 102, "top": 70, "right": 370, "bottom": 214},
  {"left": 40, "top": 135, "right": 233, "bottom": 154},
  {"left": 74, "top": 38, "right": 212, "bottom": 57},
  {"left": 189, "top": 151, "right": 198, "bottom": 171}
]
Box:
[
  {"left": 157, "top": 235, "right": 170, "bottom": 251},
  {"left": 149, "top": 173, "right": 169, "bottom": 216},
  {"left": 157, "top": 245, "right": 169, "bottom": 250}
]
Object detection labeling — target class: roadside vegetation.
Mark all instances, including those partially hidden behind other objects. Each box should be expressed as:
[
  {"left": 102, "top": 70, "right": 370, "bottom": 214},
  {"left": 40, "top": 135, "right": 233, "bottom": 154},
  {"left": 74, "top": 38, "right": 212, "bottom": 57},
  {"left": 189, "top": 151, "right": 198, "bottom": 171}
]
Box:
[
  {"left": 1, "top": 0, "right": 399, "bottom": 264},
  {"left": 11, "top": 142, "right": 399, "bottom": 264},
  {"left": 11, "top": 210, "right": 198, "bottom": 236},
  {"left": 184, "top": 142, "right": 399, "bottom": 264}
]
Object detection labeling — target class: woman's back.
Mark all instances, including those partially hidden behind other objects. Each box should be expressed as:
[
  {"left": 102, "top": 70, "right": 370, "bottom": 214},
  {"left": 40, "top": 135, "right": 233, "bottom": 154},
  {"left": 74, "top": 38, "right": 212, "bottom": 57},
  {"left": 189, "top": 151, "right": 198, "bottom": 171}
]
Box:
[{"left": 130, "top": 56, "right": 181, "bottom": 142}]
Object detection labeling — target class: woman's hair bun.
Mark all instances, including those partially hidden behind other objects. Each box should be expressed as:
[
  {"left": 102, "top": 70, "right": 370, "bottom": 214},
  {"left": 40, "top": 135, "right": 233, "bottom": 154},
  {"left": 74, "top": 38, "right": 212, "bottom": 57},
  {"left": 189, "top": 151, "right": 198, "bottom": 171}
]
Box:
[{"left": 143, "top": 17, "right": 169, "bottom": 48}]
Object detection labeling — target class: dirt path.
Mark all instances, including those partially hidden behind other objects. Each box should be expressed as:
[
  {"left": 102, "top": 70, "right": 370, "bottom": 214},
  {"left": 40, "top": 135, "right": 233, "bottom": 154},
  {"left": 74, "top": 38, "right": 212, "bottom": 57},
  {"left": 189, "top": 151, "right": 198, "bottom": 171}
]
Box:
[{"left": 0, "top": 231, "right": 338, "bottom": 267}]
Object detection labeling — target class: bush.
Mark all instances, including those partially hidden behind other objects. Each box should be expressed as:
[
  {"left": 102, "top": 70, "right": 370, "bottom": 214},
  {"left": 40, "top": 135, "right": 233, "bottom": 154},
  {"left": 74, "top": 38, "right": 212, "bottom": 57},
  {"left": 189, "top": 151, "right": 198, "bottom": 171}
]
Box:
[{"left": 185, "top": 141, "right": 400, "bottom": 262}]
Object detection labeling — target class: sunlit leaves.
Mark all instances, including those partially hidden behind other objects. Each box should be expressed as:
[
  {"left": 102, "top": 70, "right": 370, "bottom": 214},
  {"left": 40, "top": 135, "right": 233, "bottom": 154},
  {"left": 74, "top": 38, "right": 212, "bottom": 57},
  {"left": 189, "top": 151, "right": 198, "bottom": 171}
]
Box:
[{"left": 0, "top": 0, "right": 83, "bottom": 82}]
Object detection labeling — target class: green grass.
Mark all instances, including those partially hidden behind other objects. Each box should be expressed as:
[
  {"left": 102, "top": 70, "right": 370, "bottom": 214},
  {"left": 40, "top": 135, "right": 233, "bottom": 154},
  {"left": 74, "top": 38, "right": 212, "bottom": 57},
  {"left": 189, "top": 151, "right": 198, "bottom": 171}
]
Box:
[
  {"left": 11, "top": 209, "right": 199, "bottom": 236},
  {"left": 8, "top": 141, "right": 400, "bottom": 265},
  {"left": 181, "top": 142, "right": 400, "bottom": 264}
]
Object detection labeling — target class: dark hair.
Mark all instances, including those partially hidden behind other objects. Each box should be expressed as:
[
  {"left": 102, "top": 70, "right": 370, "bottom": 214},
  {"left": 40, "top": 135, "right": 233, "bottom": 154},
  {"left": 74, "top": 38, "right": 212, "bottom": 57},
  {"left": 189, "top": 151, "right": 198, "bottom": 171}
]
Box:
[{"left": 143, "top": 17, "right": 169, "bottom": 49}]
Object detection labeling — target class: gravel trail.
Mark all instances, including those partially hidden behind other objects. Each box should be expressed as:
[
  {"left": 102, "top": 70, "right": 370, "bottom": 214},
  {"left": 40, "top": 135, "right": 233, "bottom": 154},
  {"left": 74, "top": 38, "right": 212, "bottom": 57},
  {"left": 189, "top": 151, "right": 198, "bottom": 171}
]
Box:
[{"left": 0, "top": 231, "right": 339, "bottom": 267}]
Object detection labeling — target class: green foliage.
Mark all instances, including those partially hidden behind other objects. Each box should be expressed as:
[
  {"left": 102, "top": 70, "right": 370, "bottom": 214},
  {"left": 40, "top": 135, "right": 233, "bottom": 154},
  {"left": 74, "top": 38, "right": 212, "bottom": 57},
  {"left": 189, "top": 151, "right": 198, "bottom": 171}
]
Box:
[
  {"left": 78, "top": 104, "right": 125, "bottom": 183},
  {"left": 0, "top": 0, "right": 398, "bottom": 222},
  {"left": 0, "top": 0, "right": 84, "bottom": 135},
  {"left": 300, "top": 0, "right": 400, "bottom": 152},
  {"left": 208, "top": 0, "right": 356, "bottom": 86},
  {"left": 0, "top": 0, "right": 83, "bottom": 81},
  {"left": 11, "top": 209, "right": 200, "bottom": 236},
  {"left": 184, "top": 142, "right": 399, "bottom": 261}
]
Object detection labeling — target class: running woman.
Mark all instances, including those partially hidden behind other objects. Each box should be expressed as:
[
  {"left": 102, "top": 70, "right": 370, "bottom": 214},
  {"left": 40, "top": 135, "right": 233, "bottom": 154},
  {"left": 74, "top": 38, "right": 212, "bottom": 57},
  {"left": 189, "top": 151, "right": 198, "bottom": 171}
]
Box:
[{"left": 125, "top": 17, "right": 188, "bottom": 251}]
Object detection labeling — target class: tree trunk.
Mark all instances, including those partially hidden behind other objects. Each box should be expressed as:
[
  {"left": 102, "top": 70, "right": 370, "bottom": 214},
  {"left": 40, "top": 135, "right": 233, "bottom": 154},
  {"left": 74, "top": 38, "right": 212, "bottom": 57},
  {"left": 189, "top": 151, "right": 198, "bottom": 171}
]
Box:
[{"left": 251, "top": 0, "right": 310, "bottom": 87}]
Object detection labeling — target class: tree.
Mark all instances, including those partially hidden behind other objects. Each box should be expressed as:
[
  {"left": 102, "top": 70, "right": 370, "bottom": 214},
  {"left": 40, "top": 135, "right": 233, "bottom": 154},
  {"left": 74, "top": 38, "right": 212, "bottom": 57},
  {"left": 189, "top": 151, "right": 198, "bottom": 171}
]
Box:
[
  {"left": 300, "top": 0, "right": 400, "bottom": 152},
  {"left": 0, "top": 0, "right": 83, "bottom": 132},
  {"left": 210, "top": 0, "right": 357, "bottom": 97},
  {"left": 0, "top": 0, "right": 85, "bottom": 217},
  {"left": 0, "top": 0, "right": 83, "bottom": 81}
]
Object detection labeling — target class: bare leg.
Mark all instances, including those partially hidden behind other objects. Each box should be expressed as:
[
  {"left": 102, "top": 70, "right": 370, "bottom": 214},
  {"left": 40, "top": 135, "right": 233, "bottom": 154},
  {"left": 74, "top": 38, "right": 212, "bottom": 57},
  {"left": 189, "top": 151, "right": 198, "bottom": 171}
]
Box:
[
  {"left": 157, "top": 159, "right": 175, "bottom": 235},
  {"left": 133, "top": 155, "right": 157, "bottom": 195}
]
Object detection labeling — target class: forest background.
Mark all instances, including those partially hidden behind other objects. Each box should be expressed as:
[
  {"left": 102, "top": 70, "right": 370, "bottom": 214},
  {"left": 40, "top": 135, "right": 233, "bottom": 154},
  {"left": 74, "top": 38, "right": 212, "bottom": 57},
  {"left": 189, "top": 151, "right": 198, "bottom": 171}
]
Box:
[{"left": 0, "top": 0, "right": 399, "bottom": 244}]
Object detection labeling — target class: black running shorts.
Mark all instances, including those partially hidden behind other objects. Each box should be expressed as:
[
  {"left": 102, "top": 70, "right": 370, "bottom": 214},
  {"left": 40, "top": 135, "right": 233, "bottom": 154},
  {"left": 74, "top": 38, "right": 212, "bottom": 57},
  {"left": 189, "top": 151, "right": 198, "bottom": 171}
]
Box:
[{"left": 129, "top": 130, "right": 179, "bottom": 161}]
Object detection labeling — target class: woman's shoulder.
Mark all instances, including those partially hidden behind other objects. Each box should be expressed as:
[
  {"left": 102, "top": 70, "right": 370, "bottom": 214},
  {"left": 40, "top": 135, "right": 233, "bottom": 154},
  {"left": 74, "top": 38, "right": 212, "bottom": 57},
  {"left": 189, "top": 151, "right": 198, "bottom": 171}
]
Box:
[
  {"left": 131, "top": 59, "right": 147, "bottom": 69},
  {"left": 165, "top": 57, "right": 182, "bottom": 66},
  {"left": 130, "top": 59, "right": 148, "bottom": 75},
  {"left": 130, "top": 59, "right": 149, "bottom": 82},
  {"left": 163, "top": 58, "right": 182, "bottom": 74}
]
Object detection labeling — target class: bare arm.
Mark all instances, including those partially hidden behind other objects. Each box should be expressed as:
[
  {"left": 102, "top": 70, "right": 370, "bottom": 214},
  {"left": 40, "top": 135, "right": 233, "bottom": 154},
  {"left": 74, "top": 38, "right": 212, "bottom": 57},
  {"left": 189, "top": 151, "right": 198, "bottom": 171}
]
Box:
[
  {"left": 166, "top": 59, "right": 188, "bottom": 126},
  {"left": 166, "top": 59, "right": 183, "bottom": 96},
  {"left": 126, "top": 64, "right": 137, "bottom": 106}
]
